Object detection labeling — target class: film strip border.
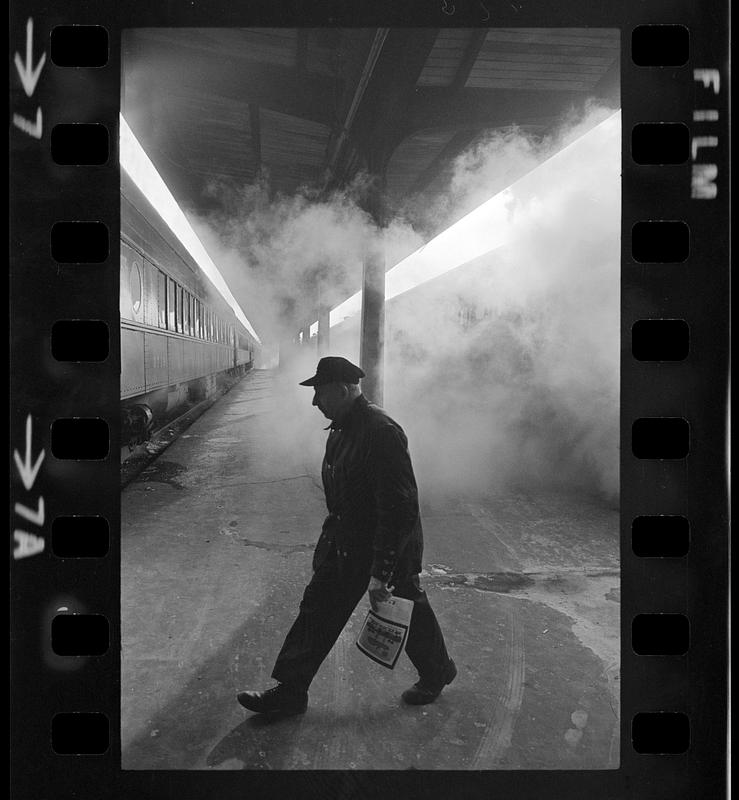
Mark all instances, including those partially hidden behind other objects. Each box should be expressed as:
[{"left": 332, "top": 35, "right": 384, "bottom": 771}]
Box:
[
  {"left": 10, "top": 6, "right": 122, "bottom": 776},
  {"left": 9, "top": 6, "right": 729, "bottom": 800},
  {"left": 623, "top": 20, "right": 728, "bottom": 790}
]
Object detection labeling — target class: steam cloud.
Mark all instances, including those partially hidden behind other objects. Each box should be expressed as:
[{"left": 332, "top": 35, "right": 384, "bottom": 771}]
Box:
[
  {"left": 382, "top": 103, "right": 621, "bottom": 503},
  {"left": 186, "top": 102, "right": 620, "bottom": 504},
  {"left": 189, "top": 175, "right": 424, "bottom": 352}
]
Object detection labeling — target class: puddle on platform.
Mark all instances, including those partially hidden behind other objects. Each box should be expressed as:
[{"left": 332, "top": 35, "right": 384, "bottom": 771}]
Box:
[
  {"left": 220, "top": 530, "right": 314, "bottom": 556},
  {"left": 438, "top": 571, "right": 536, "bottom": 593},
  {"left": 139, "top": 460, "right": 188, "bottom": 489}
]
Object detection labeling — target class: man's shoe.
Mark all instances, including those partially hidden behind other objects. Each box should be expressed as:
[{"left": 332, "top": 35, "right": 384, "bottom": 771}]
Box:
[
  {"left": 237, "top": 684, "right": 308, "bottom": 715},
  {"left": 402, "top": 658, "right": 457, "bottom": 705}
]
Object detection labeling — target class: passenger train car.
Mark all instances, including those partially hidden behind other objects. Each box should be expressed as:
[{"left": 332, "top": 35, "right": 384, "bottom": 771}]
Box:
[{"left": 120, "top": 170, "right": 259, "bottom": 455}]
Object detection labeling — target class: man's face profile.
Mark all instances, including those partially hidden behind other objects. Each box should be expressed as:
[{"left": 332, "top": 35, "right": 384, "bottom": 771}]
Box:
[{"left": 312, "top": 382, "right": 346, "bottom": 420}]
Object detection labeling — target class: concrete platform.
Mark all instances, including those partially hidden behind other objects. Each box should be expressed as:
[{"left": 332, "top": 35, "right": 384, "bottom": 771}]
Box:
[{"left": 121, "top": 369, "right": 619, "bottom": 770}]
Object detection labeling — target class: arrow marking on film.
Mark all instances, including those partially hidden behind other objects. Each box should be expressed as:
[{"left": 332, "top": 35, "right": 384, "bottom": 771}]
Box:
[
  {"left": 15, "top": 497, "right": 45, "bottom": 527},
  {"left": 13, "top": 107, "right": 43, "bottom": 139},
  {"left": 14, "top": 415, "right": 45, "bottom": 491},
  {"left": 15, "top": 18, "right": 46, "bottom": 97},
  {"left": 14, "top": 530, "right": 46, "bottom": 560}
]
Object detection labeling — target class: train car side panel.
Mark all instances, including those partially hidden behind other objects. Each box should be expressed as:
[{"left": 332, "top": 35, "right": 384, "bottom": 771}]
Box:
[
  {"left": 121, "top": 326, "right": 146, "bottom": 399},
  {"left": 168, "top": 336, "right": 186, "bottom": 385},
  {"left": 237, "top": 348, "right": 251, "bottom": 367},
  {"left": 120, "top": 175, "right": 261, "bottom": 457},
  {"left": 144, "top": 331, "right": 169, "bottom": 392}
]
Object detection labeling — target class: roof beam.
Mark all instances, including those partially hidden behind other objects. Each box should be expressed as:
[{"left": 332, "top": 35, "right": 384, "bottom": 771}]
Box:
[
  {"left": 401, "top": 30, "right": 489, "bottom": 198},
  {"left": 450, "top": 29, "right": 490, "bottom": 91},
  {"left": 324, "top": 28, "right": 390, "bottom": 186},
  {"left": 344, "top": 28, "right": 442, "bottom": 180},
  {"left": 407, "top": 129, "right": 479, "bottom": 197}
]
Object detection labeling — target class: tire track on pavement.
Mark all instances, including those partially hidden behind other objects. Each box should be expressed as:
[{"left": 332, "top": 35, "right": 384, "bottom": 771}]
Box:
[
  {"left": 312, "top": 625, "right": 354, "bottom": 768},
  {"left": 470, "top": 599, "right": 525, "bottom": 769}
]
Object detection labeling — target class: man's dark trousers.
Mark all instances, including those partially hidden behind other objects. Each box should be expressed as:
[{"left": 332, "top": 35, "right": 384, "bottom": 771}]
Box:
[{"left": 272, "top": 547, "right": 451, "bottom": 692}]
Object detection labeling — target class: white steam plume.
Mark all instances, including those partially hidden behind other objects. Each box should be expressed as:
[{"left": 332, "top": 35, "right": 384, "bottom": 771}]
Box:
[
  {"left": 379, "top": 106, "right": 621, "bottom": 502},
  {"left": 184, "top": 103, "right": 620, "bottom": 503}
]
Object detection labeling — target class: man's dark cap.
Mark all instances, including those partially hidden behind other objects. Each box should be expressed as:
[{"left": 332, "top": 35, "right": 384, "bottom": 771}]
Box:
[{"left": 299, "top": 356, "right": 365, "bottom": 386}]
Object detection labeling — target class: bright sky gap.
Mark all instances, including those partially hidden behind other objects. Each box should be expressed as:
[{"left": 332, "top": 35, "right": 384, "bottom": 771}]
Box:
[
  {"left": 326, "top": 110, "right": 620, "bottom": 331},
  {"left": 119, "top": 114, "right": 262, "bottom": 344}
]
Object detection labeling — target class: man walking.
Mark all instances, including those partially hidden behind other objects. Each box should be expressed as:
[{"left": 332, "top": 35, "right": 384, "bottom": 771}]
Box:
[{"left": 237, "top": 356, "right": 455, "bottom": 715}]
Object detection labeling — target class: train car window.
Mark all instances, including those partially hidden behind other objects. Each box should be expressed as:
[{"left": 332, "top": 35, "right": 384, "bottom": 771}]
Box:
[
  {"left": 144, "top": 260, "right": 161, "bottom": 328},
  {"left": 167, "top": 278, "right": 175, "bottom": 330},
  {"left": 183, "top": 291, "right": 190, "bottom": 336},
  {"left": 195, "top": 300, "right": 201, "bottom": 338},
  {"left": 176, "top": 286, "right": 184, "bottom": 334},
  {"left": 131, "top": 262, "right": 143, "bottom": 315},
  {"left": 174, "top": 286, "right": 179, "bottom": 333},
  {"left": 120, "top": 242, "right": 143, "bottom": 323},
  {"left": 119, "top": 243, "right": 132, "bottom": 321},
  {"left": 156, "top": 270, "right": 166, "bottom": 328}
]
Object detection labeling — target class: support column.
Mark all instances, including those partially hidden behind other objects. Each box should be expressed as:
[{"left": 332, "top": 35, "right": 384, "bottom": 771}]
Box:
[
  {"left": 359, "top": 157, "right": 387, "bottom": 406},
  {"left": 317, "top": 306, "right": 331, "bottom": 357},
  {"left": 278, "top": 298, "right": 298, "bottom": 371},
  {"left": 360, "top": 238, "right": 385, "bottom": 405}
]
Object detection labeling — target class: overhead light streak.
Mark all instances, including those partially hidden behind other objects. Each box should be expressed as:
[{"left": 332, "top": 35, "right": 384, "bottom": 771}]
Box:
[
  {"left": 119, "top": 113, "right": 261, "bottom": 344},
  {"left": 328, "top": 110, "right": 621, "bottom": 328}
]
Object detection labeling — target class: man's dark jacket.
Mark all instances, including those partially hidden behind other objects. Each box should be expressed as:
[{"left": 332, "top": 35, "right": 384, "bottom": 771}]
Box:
[{"left": 314, "top": 394, "right": 424, "bottom": 583}]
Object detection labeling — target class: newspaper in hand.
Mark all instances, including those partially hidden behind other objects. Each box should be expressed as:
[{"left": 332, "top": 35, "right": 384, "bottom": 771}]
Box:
[{"left": 356, "top": 595, "right": 413, "bottom": 669}]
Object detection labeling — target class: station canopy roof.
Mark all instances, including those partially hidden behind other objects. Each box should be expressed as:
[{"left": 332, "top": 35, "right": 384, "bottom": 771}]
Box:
[{"left": 122, "top": 27, "right": 620, "bottom": 330}]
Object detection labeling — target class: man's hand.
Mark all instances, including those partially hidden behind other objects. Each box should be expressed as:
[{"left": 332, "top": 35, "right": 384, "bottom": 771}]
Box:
[{"left": 367, "top": 576, "right": 392, "bottom": 611}]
